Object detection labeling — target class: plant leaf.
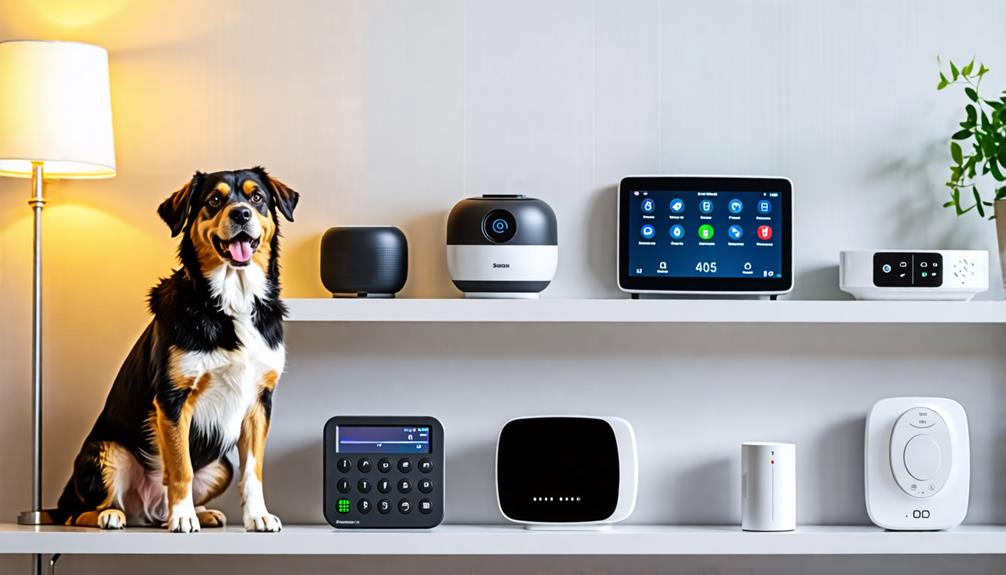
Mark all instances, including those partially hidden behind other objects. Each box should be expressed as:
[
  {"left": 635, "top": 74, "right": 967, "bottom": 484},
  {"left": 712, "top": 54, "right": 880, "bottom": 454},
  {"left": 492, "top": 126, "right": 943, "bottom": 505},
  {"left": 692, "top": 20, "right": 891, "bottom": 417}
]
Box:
[
  {"left": 967, "top": 104, "right": 977, "bottom": 124},
  {"left": 996, "top": 186, "right": 1006, "bottom": 201},
  {"left": 963, "top": 58, "right": 975, "bottom": 76},
  {"left": 966, "top": 87, "right": 979, "bottom": 102},
  {"left": 952, "top": 141, "right": 963, "bottom": 164},
  {"left": 952, "top": 128, "right": 972, "bottom": 140},
  {"left": 975, "top": 186, "right": 985, "bottom": 217},
  {"left": 951, "top": 61, "right": 960, "bottom": 80},
  {"left": 979, "top": 64, "right": 990, "bottom": 77}
]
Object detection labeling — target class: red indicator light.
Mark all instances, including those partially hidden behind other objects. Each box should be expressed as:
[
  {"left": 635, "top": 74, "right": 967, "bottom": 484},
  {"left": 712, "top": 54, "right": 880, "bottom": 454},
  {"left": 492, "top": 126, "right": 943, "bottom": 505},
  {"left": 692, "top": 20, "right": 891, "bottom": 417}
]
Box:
[{"left": 770, "top": 460, "right": 775, "bottom": 464}]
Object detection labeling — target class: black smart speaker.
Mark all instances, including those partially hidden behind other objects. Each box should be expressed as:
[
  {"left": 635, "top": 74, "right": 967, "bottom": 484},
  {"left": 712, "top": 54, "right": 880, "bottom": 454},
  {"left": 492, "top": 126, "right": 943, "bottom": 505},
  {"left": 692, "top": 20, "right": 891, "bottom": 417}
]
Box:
[{"left": 320, "top": 226, "right": 408, "bottom": 297}]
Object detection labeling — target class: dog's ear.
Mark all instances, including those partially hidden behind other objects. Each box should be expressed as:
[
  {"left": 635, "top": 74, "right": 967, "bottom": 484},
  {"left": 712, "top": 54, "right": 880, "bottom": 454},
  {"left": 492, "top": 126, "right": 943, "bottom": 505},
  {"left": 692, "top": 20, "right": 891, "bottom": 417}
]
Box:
[
  {"left": 254, "top": 166, "right": 299, "bottom": 222},
  {"left": 158, "top": 172, "right": 205, "bottom": 237}
]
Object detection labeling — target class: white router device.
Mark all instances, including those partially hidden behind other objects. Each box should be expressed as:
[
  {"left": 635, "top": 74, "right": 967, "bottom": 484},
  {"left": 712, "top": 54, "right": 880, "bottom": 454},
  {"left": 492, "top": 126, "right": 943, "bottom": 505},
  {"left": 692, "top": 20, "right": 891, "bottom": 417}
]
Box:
[{"left": 839, "top": 250, "right": 988, "bottom": 300}]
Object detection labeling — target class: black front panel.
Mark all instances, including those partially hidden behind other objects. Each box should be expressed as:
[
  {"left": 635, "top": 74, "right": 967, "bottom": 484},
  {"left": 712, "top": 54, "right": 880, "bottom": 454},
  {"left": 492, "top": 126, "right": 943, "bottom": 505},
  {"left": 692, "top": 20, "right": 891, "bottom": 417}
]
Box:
[
  {"left": 873, "top": 252, "right": 943, "bottom": 287},
  {"left": 324, "top": 416, "right": 444, "bottom": 529},
  {"left": 497, "top": 417, "right": 619, "bottom": 523},
  {"left": 447, "top": 195, "right": 558, "bottom": 246},
  {"left": 320, "top": 227, "right": 408, "bottom": 295}
]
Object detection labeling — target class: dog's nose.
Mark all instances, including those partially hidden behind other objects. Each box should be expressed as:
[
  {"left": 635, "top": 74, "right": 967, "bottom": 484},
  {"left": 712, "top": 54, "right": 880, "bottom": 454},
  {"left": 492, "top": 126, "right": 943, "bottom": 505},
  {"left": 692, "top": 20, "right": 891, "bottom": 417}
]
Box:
[{"left": 230, "top": 207, "right": 253, "bottom": 224}]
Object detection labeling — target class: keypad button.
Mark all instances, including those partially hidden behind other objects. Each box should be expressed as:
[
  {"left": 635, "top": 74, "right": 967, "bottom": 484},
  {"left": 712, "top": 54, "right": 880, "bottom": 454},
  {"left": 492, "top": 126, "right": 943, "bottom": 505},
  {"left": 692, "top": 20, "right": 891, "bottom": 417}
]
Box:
[
  {"left": 419, "top": 499, "right": 433, "bottom": 514},
  {"left": 377, "top": 478, "right": 392, "bottom": 494},
  {"left": 418, "top": 478, "right": 434, "bottom": 494},
  {"left": 336, "top": 498, "right": 351, "bottom": 514},
  {"left": 358, "top": 498, "right": 372, "bottom": 514},
  {"left": 398, "top": 499, "right": 412, "bottom": 514},
  {"left": 358, "top": 478, "right": 372, "bottom": 493},
  {"left": 377, "top": 458, "right": 392, "bottom": 473},
  {"left": 378, "top": 499, "right": 391, "bottom": 514},
  {"left": 398, "top": 479, "right": 413, "bottom": 494},
  {"left": 336, "top": 458, "right": 352, "bottom": 473},
  {"left": 336, "top": 478, "right": 351, "bottom": 493},
  {"left": 418, "top": 458, "right": 433, "bottom": 473},
  {"left": 398, "top": 458, "right": 413, "bottom": 473},
  {"left": 358, "top": 458, "right": 372, "bottom": 473}
]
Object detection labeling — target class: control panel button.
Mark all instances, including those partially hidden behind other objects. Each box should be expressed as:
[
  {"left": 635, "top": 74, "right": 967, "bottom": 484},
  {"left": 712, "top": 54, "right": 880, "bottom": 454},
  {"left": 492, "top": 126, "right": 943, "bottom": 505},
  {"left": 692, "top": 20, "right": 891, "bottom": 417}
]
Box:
[
  {"left": 358, "top": 458, "right": 372, "bottom": 473},
  {"left": 418, "top": 458, "right": 433, "bottom": 473},
  {"left": 904, "top": 434, "right": 942, "bottom": 481},
  {"left": 377, "top": 458, "right": 392, "bottom": 473},
  {"left": 398, "top": 458, "right": 413, "bottom": 473},
  {"left": 398, "top": 499, "right": 412, "bottom": 514},
  {"left": 377, "top": 478, "right": 392, "bottom": 494},
  {"left": 419, "top": 499, "right": 433, "bottom": 514},
  {"left": 377, "top": 499, "right": 391, "bottom": 514},
  {"left": 336, "top": 458, "right": 352, "bottom": 473},
  {"left": 336, "top": 478, "right": 351, "bottom": 494},
  {"left": 418, "top": 478, "right": 434, "bottom": 494},
  {"left": 358, "top": 499, "right": 372, "bottom": 514},
  {"left": 357, "top": 478, "right": 372, "bottom": 493},
  {"left": 908, "top": 409, "right": 937, "bottom": 428},
  {"left": 336, "top": 498, "right": 351, "bottom": 514},
  {"left": 398, "top": 478, "right": 413, "bottom": 494}
]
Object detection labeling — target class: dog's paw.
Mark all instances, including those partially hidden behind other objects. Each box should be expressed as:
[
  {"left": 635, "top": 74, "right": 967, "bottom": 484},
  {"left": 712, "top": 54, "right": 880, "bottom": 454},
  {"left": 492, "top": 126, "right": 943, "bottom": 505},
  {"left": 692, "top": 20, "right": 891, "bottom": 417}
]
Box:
[
  {"left": 244, "top": 513, "right": 282, "bottom": 532},
  {"left": 168, "top": 511, "right": 201, "bottom": 533},
  {"left": 196, "top": 508, "right": 227, "bottom": 528},
  {"left": 97, "top": 509, "right": 126, "bottom": 530}
]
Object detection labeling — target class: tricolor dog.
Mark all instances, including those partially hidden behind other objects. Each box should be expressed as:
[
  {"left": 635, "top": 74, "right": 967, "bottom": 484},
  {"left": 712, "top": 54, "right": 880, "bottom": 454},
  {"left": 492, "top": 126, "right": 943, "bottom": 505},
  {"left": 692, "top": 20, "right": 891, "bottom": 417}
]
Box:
[{"left": 48, "top": 167, "right": 299, "bottom": 532}]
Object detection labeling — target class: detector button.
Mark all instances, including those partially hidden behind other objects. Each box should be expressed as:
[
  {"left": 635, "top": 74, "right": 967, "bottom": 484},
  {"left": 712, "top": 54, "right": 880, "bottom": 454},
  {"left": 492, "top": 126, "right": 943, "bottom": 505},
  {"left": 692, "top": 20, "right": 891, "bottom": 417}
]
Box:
[{"left": 904, "top": 435, "right": 942, "bottom": 481}]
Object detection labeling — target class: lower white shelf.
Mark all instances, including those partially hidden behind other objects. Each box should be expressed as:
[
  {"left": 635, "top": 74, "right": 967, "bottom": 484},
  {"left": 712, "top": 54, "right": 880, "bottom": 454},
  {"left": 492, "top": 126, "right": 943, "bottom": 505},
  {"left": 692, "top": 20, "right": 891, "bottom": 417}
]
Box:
[{"left": 1, "top": 524, "right": 1005, "bottom": 556}]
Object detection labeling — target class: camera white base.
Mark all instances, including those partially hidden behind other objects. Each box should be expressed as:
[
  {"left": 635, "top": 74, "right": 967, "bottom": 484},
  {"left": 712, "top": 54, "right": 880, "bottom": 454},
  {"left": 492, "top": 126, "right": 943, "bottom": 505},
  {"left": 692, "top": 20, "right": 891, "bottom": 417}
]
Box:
[{"left": 524, "top": 524, "right": 612, "bottom": 531}]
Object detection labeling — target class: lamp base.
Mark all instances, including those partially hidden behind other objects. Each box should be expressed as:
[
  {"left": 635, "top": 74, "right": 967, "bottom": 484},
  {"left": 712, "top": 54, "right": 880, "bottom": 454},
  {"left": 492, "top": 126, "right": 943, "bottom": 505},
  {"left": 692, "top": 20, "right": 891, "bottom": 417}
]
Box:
[{"left": 17, "top": 510, "right": 48, "bottom": 525}]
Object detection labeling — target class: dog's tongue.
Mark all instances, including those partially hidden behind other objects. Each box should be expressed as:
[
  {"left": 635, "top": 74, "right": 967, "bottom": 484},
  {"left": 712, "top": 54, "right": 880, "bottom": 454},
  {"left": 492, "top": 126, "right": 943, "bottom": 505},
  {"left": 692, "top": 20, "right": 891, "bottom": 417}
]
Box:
[{"left": 228, "top": 239, "right": 253, "bottom": 263}]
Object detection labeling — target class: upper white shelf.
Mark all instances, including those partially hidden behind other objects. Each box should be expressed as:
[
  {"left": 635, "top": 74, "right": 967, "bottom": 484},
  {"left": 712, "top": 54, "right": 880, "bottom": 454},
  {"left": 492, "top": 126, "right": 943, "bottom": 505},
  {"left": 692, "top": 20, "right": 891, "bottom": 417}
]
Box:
[
  {"left": 284, "top": 298, "right": 1006, "bottom": 324},
  {"left": 1, "top": 524, "right": 1004, "bottom": 556}
]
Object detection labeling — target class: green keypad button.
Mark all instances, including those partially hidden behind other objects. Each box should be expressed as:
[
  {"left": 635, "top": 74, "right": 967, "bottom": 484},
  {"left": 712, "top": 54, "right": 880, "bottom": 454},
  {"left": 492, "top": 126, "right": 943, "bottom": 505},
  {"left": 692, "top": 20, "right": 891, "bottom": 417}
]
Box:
[{"left": 337, "top": 498, "right": 351, "bottom": 513}]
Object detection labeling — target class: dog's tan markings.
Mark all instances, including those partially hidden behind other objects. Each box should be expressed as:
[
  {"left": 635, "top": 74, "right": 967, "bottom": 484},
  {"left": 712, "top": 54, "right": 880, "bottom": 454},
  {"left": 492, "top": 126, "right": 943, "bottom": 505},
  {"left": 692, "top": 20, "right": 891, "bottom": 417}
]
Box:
[
  {"left": 196, "top": 507, "right": 227, "bottom": 527},
  {"left": 69, "top": 442, "right": 129, "bottom": 529},
  {"left": 214, "top": 182, "right": 232, "bottom": 196},
  {"left": 251, "top": 213, "right": 275, "bottom": 273},
  {"left": 239, "top": 403, "right": 270, "bottom": 483},
  {"left": 154, "top": 365, "right": 209, "bottom": 519},
  {"left": 242, "top": 179, "right": 258, "bottom": 195},
  {"left": 190, "top": 207, "right": 228, "bottom": 276}
]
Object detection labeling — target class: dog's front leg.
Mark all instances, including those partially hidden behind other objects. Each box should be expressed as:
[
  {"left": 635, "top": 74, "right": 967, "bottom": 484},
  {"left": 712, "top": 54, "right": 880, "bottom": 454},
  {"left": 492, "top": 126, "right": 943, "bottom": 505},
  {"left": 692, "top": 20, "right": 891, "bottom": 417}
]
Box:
[
  {"left": 155, "top": 393, "right": 199, "bottom": 533},
  {"left": 238, "top": 379, "right": 281, "bottom": 532}
]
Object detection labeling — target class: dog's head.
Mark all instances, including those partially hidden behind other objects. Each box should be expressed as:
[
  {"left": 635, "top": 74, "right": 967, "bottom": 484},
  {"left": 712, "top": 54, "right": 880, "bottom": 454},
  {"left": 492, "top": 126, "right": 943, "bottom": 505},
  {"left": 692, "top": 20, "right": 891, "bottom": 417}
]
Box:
[{"left": 158, "top": 167, "right": 299, "bottom": 275}]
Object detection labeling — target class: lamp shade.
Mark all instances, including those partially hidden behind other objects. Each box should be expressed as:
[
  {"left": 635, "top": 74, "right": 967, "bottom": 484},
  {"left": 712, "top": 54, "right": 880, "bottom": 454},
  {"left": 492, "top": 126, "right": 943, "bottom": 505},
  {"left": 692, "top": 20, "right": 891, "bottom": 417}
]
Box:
[{"left": 0, "top": 40, "right": 116, "bottom": 179}]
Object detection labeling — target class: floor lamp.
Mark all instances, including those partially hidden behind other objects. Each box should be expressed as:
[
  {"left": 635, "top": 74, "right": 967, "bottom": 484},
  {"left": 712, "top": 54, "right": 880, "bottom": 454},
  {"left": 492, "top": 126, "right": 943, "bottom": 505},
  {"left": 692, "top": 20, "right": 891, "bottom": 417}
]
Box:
[{"left": 0, "top": 40, "right": 116, "bottom": 574}]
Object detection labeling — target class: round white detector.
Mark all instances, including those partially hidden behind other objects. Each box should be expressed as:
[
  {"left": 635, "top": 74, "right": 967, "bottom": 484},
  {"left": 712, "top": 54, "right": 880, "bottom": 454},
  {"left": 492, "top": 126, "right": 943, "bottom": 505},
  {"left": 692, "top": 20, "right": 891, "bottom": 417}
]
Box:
[{"left": 904, "top": 434, "right": 942, "bottom": 481}]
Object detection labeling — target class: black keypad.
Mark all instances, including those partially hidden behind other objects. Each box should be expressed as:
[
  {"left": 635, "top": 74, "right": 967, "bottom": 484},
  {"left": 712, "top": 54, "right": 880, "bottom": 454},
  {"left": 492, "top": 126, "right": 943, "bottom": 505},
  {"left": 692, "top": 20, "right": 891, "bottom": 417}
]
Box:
[
  {"left": 873, "top": 252, "right": 943, "bottom": 288},
  {"left": 418, "top": 478, "right": 434, "bottom": 494},
  {"left": 325, "top": 417, "right": 443, "bottom": 529}
]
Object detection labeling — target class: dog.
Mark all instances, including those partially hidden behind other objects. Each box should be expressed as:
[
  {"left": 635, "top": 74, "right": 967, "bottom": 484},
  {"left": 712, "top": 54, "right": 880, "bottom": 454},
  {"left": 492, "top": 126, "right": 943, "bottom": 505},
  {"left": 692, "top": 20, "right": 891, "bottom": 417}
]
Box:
[{"left": 47, "top": 167, "right": 299, "bottom": 532}]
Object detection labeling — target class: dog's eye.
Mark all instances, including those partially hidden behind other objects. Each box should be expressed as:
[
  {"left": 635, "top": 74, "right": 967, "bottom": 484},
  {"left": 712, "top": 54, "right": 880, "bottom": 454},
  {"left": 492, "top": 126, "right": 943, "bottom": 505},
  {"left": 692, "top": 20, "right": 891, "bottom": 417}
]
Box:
[
  {"left": 250, "top": 192, "right": 264, "bottom": 205},
  {"left": 207, "top": 193, "right": 223, "bottom": 208}
]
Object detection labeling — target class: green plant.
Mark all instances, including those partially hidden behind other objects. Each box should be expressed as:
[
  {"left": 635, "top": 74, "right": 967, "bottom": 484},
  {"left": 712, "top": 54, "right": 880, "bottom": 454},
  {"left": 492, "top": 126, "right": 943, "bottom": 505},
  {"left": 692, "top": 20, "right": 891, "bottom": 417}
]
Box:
[{"left": 937, "top": 58, "right": 1006, "bottom": 218}]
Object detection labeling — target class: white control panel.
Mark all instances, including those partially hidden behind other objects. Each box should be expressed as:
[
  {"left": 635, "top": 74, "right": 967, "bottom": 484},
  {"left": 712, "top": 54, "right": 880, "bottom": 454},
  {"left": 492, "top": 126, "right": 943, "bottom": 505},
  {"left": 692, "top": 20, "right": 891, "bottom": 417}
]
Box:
[
  {"left": 865, "top": 397, "right": 970, "bottom": 530},
  {"left": 840, "top": 250, "right": 988, "bottom": 300}
]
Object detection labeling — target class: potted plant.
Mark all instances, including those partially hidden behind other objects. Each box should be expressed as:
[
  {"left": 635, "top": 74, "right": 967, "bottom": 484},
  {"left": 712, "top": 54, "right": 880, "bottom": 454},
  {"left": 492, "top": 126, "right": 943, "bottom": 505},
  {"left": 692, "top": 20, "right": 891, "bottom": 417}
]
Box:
[{"left": 937, "top": 58, "right": 1006, "bottom": 287}]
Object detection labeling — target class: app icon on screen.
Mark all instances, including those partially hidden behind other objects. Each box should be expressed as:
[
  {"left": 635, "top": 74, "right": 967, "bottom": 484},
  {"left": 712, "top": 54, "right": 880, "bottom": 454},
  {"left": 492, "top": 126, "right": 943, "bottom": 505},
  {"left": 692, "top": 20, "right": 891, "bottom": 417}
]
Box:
[
  {"left": 757, "top": 225, "right": 773, "bottom": 241},
  {"left": 670, "top": 225, "right": 685, "bottom": 240},
  {"left": 698, "top": 224, "right": 715, "bottom": 240},
  {"left": 728, "top": 225, "right": 743, "bottom": 240},
  {"left": 757, "top": 199, "right": 772, "bottom": 214},
  {"left": 728, "top": 199, "right": 744, "bottom": 214},
  {"left": 641, "top": 198, "right": 655, "bottom": 213},
  {"left": 669, "top": 198, "right": 685, "bottom": 213},
  {"left": 641, "top": 224, "right": 656, "bottom": 239},
  {"left": 699, "top": 199, "right": 714, "bottom": 214}
]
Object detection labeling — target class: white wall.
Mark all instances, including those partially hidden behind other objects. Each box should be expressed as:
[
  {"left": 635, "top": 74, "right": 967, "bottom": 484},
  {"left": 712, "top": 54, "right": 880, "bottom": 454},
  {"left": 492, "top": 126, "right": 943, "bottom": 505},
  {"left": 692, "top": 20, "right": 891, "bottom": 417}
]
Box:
[{"left": 1, "top": 0, "right": 1005, "bottom": 572}]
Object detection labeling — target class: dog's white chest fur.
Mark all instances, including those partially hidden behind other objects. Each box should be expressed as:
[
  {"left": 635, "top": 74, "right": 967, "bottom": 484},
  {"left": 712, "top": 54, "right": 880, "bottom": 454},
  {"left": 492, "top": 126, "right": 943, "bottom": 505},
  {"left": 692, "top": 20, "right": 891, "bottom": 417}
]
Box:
[{"left": 177, "top": 265, "right": 285, "bottom": 448}]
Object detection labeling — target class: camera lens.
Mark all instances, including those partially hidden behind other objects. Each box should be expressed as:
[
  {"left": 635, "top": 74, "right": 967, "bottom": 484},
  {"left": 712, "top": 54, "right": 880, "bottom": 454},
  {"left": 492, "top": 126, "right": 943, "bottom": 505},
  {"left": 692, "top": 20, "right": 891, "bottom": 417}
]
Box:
[{"left": 483, "top": 209, "right": 517, "bottom": 243}]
